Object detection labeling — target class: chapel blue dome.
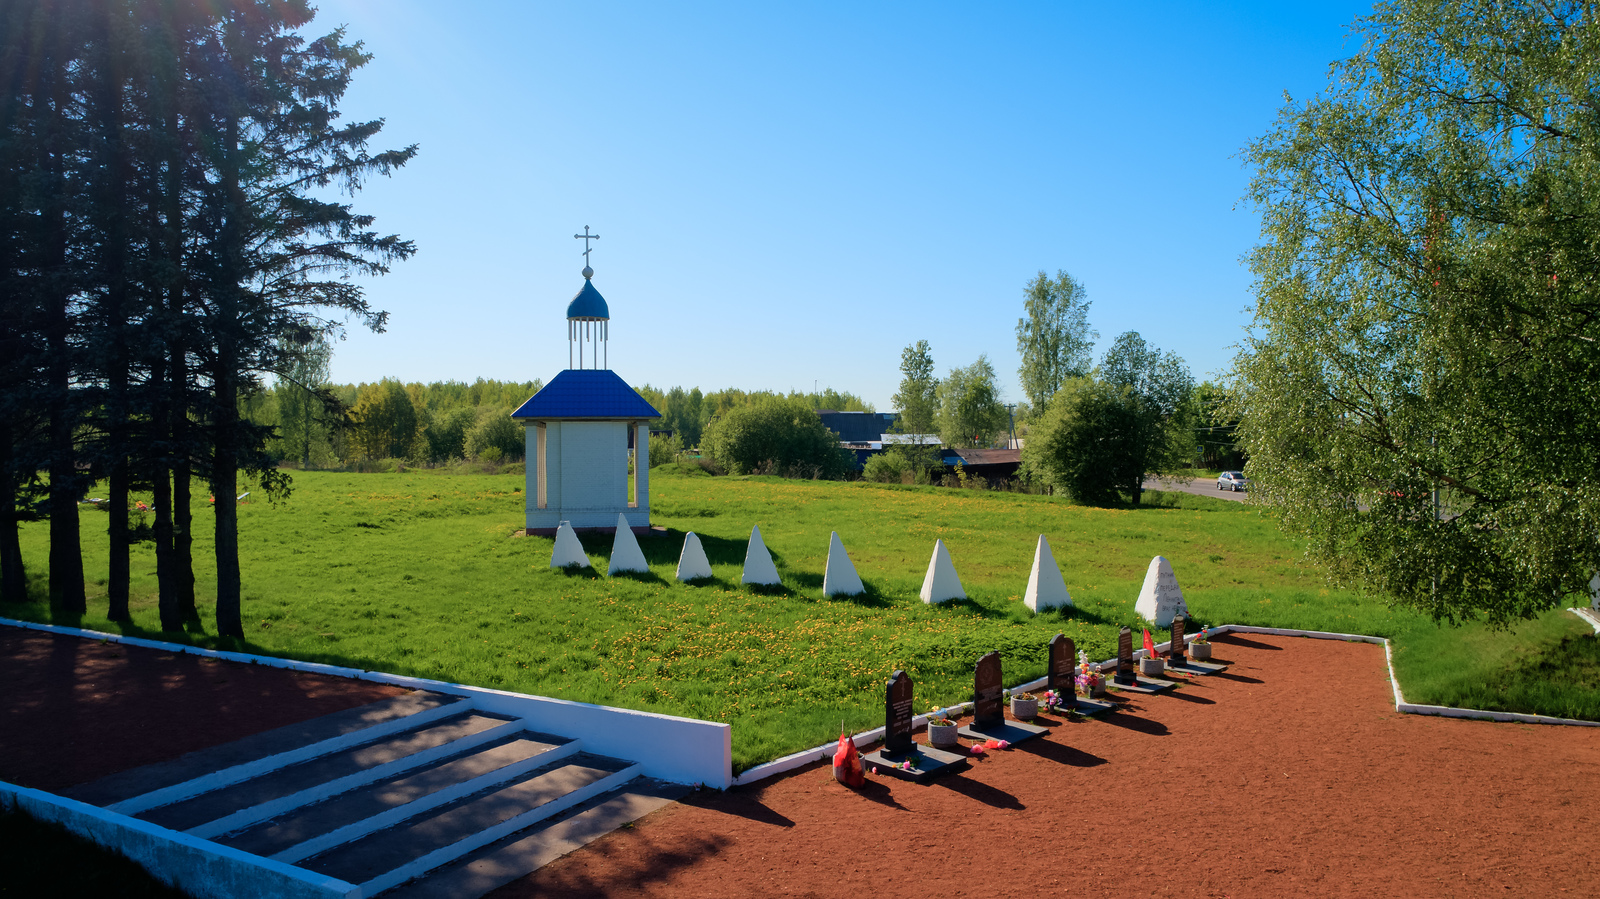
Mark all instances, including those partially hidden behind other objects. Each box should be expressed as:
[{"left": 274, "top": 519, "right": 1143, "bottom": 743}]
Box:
[{"left": 566, "top": 279, "right": 609, "bottom": 321}]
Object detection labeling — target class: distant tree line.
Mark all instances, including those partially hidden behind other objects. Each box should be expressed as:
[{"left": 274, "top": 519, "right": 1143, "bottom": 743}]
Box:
[
  {"left": 634, "top": 385, "right": 872, "bottom": 451},
  {"left": 246, "top": 376, "right": 543, "bottom": 468},
  {"left": 0, "top": 0, "right": 412, "bottom": 634}
]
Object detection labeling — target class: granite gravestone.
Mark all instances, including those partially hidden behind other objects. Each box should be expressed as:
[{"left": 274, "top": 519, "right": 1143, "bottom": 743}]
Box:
[
  {"left": 1170, "top": 615, "right": 1188, "bottom": 664},
  {"left": 957, "top": 650, "right": 1048, "bottom": 743},
  {"left": 884, "top": 670, "right": 915, "bottom": 756},
  {"left": 1047, "top": 634, "right": 1076, "bottom": 694},
  {"left": 1116, "top": 626, "right": 1136, "bottom": 685},
  {"left": 862, "top": 669, "right": 968, "bottom": 780},
  {"left": 972, "top": 651, "right": 1004, "bottom": 730}
]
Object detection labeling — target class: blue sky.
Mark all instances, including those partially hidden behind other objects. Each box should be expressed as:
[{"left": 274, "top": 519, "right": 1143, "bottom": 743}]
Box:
[{"left": 307, "top": 1, "right": 1373, "bottom": 410}]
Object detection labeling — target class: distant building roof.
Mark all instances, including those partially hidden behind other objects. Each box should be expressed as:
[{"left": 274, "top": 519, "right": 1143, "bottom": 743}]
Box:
[
  {"left": 816, "top": 411, "right": 899, "bottom": 443},
  {"left": 952, "top": 448, "right": 1022, "bottom": 466},
  {"left": 510, "top": 369, "right": 660, "bottom": 420},
  {"left": 566, "top": 280, "right": 610, "bottom": 321}
]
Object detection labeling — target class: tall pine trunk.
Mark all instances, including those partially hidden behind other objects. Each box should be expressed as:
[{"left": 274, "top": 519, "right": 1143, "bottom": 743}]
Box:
[
  {"left": 97, "top": 13, "right": 131, "bottom": 622},
  {"left": 0, "top": 421, "right": 25, "bottom": 604},
  {"left": 212, "top": 105, "right": 243, "bottom": 640},
  {"left": 173, "top": 391, "right": 196, "bottom": 622},
  {"left": 42, "top": 38, "right": 84, "bottom": 617}
]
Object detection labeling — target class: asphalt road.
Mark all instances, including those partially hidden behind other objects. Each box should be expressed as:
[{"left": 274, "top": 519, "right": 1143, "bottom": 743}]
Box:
[{"left": 1142, "top": 475, "right": 1250, "bottom": 502}]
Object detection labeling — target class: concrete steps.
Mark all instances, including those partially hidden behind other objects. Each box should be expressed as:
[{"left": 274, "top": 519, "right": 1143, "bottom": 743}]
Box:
[{"left": 69, "top": 689, "right": 680, "bottom": 898}]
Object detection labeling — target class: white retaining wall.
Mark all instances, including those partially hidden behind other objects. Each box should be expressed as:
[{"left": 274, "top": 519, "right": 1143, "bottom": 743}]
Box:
[{"left": 0, "top": 783, "right": 360, "bottom": 899}]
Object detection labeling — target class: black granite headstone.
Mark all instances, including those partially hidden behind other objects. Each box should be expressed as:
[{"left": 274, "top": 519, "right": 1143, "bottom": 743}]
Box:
[
  {"left": 1115, "top": 626, "right": 1136, "bottom": 685},
  {"left": 1047, "top": 634, "right": 1076, "bottom": 693},
  {"left": 972, "top": 651, "right": 1004, "bottom": 729},
  {"left": 884, "top": 670, "right": 915, "bottom": 756},
  {"left": 1170, "top": 615, "right": 1188, "bottom": 663}
]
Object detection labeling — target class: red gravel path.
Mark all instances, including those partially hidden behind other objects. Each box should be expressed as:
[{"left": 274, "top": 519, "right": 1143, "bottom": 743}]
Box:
[{"left": 0, "top": 626, "right": 405, "bottom": 793}]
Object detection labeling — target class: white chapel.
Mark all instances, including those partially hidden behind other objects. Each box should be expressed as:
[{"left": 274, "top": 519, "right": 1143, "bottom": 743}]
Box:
[{"left": 511, "top": 230, "right": 661, "bottom": 532}]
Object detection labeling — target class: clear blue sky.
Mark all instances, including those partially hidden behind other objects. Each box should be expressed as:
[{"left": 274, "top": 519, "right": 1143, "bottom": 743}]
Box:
[{"left": 306, "top": 1, "right": 1373, "bottom": 410}]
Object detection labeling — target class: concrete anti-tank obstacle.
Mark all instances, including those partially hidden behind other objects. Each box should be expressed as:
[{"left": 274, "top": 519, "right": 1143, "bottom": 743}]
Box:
[
  {"left": 823, "top": 531, "right": 865, "bottom": 597},
  {"left": 741, "top": 525, "right": 782, "bottom": 586},
  {"left": 676, "top": 532, "right": 713, "bottom": 581},
  {"left": 550, "top": 522, "right": 592, "bottom": 569},
  {"left": 1134, "top": 554, "right": 1189, "bottom": 626},
  {"left": 1023, "top": 534, "right": 1072, "bottom": 612},
  {"left": 606, "top": 513, "right": 650, "bottom": 576},
  {"left": 919, "top": 539, "right": 966, "bottom": 604}
]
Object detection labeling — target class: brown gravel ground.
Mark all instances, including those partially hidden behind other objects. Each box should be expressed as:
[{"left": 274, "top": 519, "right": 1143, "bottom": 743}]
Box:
[
  {"left": 0, "top": 626, "right": 405, "bottom": 793},
  {"left": 506, "top": 633, "right": 1600, "bottom": 899},
  {"left": 3, "top": 626, "right": 1596, "bottom": 899}
]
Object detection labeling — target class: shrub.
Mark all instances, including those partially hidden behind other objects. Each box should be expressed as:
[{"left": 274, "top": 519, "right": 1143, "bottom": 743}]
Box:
[
  {"left": 700, "top": 397, "right": 852, "bottom": 479},
  {"left": 862, "top": 449, "right": 911, "bottom": 484},
  {"left": 649, "top": 433, "right": 683, "bottom": 468},
  {"left": 465, "top": 408, "right": 525, "bottom": 462}
]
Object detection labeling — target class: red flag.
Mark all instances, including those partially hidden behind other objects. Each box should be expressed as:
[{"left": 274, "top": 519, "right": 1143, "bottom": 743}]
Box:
[
  {"left": 1143, "top": 628, "right": 1158, "bottom": 659},
  {"left": 833, "top": 734, "right": 865, "bottom": 788}
]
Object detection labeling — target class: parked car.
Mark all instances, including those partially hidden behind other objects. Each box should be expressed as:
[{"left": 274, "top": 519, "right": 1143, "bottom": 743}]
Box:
[{"left": 1217, "top": 471, "right": 1248, "bottom": 492}]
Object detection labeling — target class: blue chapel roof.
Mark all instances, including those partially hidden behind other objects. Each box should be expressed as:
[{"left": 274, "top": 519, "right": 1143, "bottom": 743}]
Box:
[
  {"left": 566, "top": 280, "right": 610, "bottom": 320},
  {"left": 510, "top": 369, "right": 661, "bottom": 420}
]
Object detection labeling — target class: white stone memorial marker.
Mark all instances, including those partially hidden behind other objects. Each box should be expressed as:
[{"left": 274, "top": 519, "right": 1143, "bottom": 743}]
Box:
[
  {"left": 919, "top": 539, "right": 966, "bottom": 604},
  {"left": 676, "top": 532, "right": 713, "bottom": 581},
  {"left": 607, "top": 513, "right": 650, "bottom": 575},
  {"left": 1023, "top": 534, "right": 1072, "bottom": 611},
  {"left": 1134, "top": 555, "right": 1189, "bottom": 626},
  {"left": 741, "top": 525, "right": 782, "bottom": 586},
  {"left": 550, "top": 522, "right": 591, "bottom": 569},
  {"left": 823, "top": 531, "right": 865, "bottom": 597}
]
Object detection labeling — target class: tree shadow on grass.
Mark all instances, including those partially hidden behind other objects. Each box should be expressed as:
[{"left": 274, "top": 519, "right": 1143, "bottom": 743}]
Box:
[
  {"left": 938, "top": 596, "right": 1022, "bottom": 621},
  {"left": 1033, "top": 605, "right": 1117, "bottom": 628},
  {"left": 802, "top": 582, "right": 893, "bottom": 610},
  {"left": 608, "top": 569, "right": 669, "bottom": 586}
]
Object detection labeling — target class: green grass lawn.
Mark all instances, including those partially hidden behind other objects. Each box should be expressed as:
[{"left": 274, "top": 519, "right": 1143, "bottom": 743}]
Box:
[{"left": 7, "top": 465, "right": 1598, "bottom": 771}]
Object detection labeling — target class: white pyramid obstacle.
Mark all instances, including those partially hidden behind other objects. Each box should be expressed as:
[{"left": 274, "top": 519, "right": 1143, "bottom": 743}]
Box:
[
  {"left": 919, "top": 539, "right": 966, "bottom": 604},
  {"left": 1023, "top": 534, "right": 1072, "bottom": 612},
  {"left": 676, "top": 532, "right": 713, "bottom": 581},
  {"left": 823, "top": 531, "right": 865, "bottom": 597},
  {"left": 741, "top": 525, "right": 782, "bottom": 586},
  {"left": 550, "top": 522, "right": 591, "bottom": 569},
  {"left": 1134, "top": 555, "right": 1189, "bottom": 626},
  {"left": 607, "top": 513, "right": 650, "bottom": 576}
]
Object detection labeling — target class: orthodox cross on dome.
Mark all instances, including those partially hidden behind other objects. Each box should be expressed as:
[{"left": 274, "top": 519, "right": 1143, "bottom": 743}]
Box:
[{"left": 575, "top": 225, "right": 600, "bottom": 279}]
